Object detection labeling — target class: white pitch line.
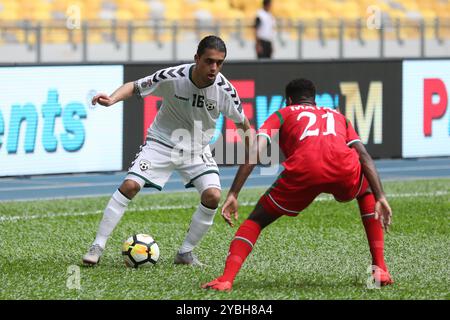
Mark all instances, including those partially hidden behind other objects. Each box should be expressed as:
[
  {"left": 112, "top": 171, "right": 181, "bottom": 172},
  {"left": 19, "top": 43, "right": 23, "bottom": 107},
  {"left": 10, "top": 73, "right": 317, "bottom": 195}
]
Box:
[{"left": 0, "top": 191, "right": 447, "bottom": 223}]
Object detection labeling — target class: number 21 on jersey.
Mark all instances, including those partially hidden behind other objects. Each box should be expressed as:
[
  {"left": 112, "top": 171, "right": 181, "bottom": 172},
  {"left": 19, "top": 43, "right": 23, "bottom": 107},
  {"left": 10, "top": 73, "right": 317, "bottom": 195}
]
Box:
[{"left": 297, "top": 111, "right": 336, "bottom": 141}]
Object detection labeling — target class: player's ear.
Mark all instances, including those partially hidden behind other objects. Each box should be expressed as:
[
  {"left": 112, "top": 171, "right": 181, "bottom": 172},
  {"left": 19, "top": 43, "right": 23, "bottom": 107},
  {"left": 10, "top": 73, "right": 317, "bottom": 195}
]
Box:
[
  {"left": 287, "top": 97, "right": 292, "bottom": 105},
  {"left": 194, "top": 54, "right": 200, "bottom": 63}
]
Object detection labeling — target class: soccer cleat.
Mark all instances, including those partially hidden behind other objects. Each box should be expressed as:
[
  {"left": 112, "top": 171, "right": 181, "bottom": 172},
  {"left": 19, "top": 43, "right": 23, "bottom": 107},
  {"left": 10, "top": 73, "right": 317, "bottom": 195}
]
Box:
[
  {"left": 174, "top": 251, "right": 205, "bottom": 267},
  {"left": 201, "top": 278, "right": 232, "bottom": 292},
  {"left": 372, "top": 265, "right": 394, "bottom": 286},
  {"left": 82, "top": 244, "right": 104, "bottom": 266}
]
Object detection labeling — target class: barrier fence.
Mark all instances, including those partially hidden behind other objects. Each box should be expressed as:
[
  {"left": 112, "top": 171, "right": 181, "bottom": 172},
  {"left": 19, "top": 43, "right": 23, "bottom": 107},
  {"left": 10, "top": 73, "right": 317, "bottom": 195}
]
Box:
[{"left": 0, "top": 18, "right": 449, "bottom": 62}]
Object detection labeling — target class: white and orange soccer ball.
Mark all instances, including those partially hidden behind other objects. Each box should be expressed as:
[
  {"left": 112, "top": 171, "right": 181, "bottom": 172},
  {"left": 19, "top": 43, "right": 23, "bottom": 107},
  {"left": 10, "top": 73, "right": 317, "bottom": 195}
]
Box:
[{"left": 121, "top": 234, "right": 160, "bottom": 268}]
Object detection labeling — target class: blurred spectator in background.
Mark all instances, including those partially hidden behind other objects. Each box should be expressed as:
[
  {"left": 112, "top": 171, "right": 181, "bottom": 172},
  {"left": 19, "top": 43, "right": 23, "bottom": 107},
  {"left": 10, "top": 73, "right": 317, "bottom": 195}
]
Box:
[{"left": 255, "top": 0, "right": 276, "bottom": 59}]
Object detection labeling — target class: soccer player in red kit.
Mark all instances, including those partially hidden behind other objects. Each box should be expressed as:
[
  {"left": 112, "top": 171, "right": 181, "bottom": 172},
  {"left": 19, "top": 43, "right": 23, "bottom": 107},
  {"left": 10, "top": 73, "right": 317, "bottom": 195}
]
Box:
[{"left": 202, "top": 78, "right": 393, "bottom": 291}]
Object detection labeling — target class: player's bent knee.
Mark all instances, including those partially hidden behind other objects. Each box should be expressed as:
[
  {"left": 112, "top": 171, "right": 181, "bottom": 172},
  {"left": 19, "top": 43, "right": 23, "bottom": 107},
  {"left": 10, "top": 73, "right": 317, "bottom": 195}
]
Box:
[
  {"left": 119, "top": 179, "right": 142, "bottom": 200},
  {"left": 201, "top": 188, "right": 221, "bottom": 209},
  {"left": 248, "top": 202, "right": 281, "bottom": 229}
]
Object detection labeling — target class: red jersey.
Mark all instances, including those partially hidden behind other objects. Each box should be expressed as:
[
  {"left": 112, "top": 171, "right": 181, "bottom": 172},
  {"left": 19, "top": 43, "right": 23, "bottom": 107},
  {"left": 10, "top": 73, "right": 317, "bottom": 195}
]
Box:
[
  {"left": 257, "top": 104, "right": 361, "bottom": 183},
  {"left": 256, "top": 104, "right": 366, "bottom": 216}
]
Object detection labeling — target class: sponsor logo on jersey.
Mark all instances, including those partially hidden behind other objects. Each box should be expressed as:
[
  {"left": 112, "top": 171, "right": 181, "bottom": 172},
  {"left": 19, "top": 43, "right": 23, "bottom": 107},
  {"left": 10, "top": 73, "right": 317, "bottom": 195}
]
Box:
[
  {"left": 205, "top": 99, "right": 217, "bottom": 111},
  {"left": 174, "top": 94, "right": 189, "bottom": 101}
]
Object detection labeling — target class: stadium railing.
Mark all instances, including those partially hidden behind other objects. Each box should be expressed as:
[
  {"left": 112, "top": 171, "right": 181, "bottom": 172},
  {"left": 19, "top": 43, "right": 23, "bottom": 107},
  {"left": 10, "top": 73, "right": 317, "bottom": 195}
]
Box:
[{"left": 0, "top": 17, "right": 449, "bottom": 63}]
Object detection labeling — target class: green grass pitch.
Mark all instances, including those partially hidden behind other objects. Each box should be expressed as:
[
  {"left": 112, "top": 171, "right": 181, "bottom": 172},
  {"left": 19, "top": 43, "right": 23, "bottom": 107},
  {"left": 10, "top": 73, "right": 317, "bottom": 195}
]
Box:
[{"left": 0, "top": 179, "right": 449, "bottom": 300}]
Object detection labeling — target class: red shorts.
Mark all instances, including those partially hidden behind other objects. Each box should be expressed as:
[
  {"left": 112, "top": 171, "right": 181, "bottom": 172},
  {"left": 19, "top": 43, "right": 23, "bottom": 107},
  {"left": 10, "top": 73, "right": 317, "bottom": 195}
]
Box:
[{"left": 259, "top": 169, "right": 369, "bottom": 217}]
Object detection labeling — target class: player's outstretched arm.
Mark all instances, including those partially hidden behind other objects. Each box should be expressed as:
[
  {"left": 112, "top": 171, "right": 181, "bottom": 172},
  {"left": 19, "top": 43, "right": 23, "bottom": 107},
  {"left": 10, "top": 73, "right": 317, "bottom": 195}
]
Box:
[
  {"left": 352, "top": 142, "right": 393, "bottom": 231},
  {"left": 92, "top": 82, "right": 135, "bottom": 107}
]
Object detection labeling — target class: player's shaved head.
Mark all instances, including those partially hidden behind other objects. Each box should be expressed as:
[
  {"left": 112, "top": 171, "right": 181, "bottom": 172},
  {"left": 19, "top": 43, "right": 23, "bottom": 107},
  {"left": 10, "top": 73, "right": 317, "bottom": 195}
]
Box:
[
  {"left": 197, "top": 35, "right": 227, "bottom": 57},
  {"left": 285, "top": 78, "right": 316, "bottom": 104}
]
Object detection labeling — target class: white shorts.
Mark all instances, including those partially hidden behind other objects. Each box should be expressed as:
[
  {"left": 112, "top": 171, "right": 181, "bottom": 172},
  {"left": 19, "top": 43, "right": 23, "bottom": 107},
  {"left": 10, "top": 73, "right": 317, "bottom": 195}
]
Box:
[{"left": 126, "top": 140, "right": 221, "bottom": 194}]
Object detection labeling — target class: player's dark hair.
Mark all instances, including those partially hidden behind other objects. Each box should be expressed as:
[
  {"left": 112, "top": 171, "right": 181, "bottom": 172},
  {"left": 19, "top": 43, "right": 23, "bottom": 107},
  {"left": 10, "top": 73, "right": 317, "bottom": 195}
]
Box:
[
  {"left": 263, "top": 0, "right": 271, "bottom": 7},
  {"left": 285, "top": 78, "right": 316, "bottom": 103},
  {"left": 197, "top": 35, "right": 227, "bottom": 57}
]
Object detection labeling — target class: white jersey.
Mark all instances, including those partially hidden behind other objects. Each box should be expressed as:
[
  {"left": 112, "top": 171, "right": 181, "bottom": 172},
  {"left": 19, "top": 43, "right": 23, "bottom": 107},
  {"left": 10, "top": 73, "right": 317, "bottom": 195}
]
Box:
[
  {"left": 256, "top": 9, "right": 276, "bottom": 42},
  {"left": 134, "top": 63, "right": 244, "bottom": 153}
]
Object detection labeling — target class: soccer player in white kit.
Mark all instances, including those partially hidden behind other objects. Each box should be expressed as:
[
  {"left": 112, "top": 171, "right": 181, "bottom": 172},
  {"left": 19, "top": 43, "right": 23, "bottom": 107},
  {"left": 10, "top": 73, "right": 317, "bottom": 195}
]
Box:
[{"left": 83, "top": 35, "right": 251, "bottom": 266}]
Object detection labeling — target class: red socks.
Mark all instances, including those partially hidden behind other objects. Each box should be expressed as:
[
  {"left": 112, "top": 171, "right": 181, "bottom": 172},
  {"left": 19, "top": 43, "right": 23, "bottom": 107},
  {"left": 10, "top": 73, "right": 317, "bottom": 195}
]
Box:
[
  {"left": 220, "top": 219, "right": 262, "bottom": 283},
  {"left": 357, "top": 193, "right": 387, "bottom": 271},
  {"left": 219, "top": 193, "right": 387, "bottom": 284}
]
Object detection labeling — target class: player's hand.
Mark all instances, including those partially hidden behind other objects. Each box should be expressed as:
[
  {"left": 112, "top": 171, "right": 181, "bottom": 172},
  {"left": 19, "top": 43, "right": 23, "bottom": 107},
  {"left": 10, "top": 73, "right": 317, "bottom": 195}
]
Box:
[
  {"left": 374, "top": 197, "right": 392, "bottom": 232},
  {"left": 221, "top": 194, "right": 239, "bottom": 227},
  {"left": 92, "top": 93, "right": 115, "bottom": 107}
]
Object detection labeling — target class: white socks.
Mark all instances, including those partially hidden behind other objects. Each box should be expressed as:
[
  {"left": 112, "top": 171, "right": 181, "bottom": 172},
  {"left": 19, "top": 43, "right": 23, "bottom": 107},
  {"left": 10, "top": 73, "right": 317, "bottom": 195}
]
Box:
[
  {"left": 179, "top": 203, "right": 217, "bottom": 254},
  {"left": 93, "top": 190, "right": 130, "bottom": 249},
  {"left": 93, "top": 192, "right": 216, "bottom": 253}
]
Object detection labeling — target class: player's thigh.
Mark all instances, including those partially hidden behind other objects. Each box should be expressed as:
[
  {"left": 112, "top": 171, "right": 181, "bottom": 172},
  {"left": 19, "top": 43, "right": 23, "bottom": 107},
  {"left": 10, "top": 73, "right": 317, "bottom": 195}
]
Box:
[
  {"left": 247, "top": 202, "right": 282, "bottom": 229},
  {"left": 126, "top": 141, "right": 175, "bottom": 191},
  {"left": 260, "top": 174, "right": 318, "bottom": 217},
  {"left": 333, "top": 172, "right": 370, "bottom": 202},
  {"left": 177, "top": 147, "right": 220, "bottom": 194}
]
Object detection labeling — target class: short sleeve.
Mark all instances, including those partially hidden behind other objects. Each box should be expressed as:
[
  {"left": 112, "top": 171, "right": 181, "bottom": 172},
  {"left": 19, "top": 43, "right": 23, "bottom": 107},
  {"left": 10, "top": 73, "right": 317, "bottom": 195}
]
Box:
[
  {"left": 345, "top": 118, "right": 361, "bottom": 146},
  {"left": 256, "top": 110, "right": 284, "bottom": 143},
  {"left": 134, "top": 69, "right": 165, "bottom": 99},
  {"left": 221, "top": 83, "right": 245, "bottom": 124}
]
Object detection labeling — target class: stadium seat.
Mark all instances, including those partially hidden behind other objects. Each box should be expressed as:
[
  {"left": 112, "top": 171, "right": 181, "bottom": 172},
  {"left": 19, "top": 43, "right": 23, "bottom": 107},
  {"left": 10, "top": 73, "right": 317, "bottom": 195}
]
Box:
[{"left": 0, "top": 0, "right": 448, "bottom": 45}]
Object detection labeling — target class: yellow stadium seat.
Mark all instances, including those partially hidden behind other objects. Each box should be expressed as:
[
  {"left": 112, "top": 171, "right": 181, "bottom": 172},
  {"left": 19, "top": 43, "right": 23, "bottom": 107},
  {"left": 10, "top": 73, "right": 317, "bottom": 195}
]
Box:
[
  {"left": 165, "top": 11, "right": 182, "bottom": 21},
  {"left": 0, "top": 0, "right": 444, "bottom": 23},
  {"left": 165, "top": 0, "right": 184, "bottom": 21},
  {"left": 0, "top": 0, "right": 447, "bottom": 47},
  {"left": 13, "top": 29, "right": 36, "bottom": 45},
  {"left": 0, "top": 9, "right": 18, "bottom": 21},
  {"left": 360, "top": 28, "right": 380, "bottom": 41},
  {"left": 224, "top": 8, "right": 245, "bottom": 20},
  {"left": 87, "top": 33, "right": 104, "bottom": 44},
  {"left": 421, "top": 9, "right": 437, "bottom": 19},
  {"left": 116, "top": 9, "right": 133, "bottom": 21},
  {"left": 387, "top": 9, "right": 407, "bottom": 20},
  {"left": 403, "top": 25, "right": 421, "bottom": 40},
  {"left": 210, "top": 1, "right": 231, "bottom": 18},
  {"left": 133, "top": 28, "right": 153, "bottom": 42},
  {"left": 44, "top": 31, "right": 68, "bottom": 44},
  {"left": 129, "top": 1, "right": 151, "bottom": 20},
  {"left": 402, "top": 0, "right": 420, "bottom": 11}
]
